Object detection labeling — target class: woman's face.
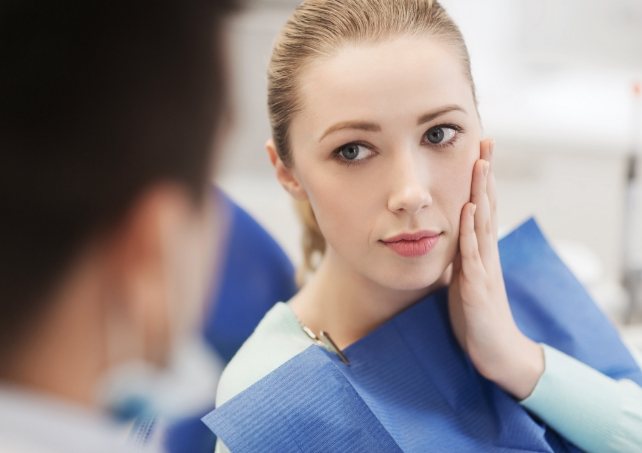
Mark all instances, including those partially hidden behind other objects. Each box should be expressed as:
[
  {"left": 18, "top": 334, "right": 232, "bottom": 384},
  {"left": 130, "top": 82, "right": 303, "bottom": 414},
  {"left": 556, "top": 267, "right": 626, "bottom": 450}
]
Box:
[{"left": 286, "top": 34, "right": 481, "bottom": 291}]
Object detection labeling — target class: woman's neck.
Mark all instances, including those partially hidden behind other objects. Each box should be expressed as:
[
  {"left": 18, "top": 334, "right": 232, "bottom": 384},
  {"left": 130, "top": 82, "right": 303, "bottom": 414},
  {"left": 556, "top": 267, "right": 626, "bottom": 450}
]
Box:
[{"left": 290, "top": 248, "right": 449, "bottom": 350}]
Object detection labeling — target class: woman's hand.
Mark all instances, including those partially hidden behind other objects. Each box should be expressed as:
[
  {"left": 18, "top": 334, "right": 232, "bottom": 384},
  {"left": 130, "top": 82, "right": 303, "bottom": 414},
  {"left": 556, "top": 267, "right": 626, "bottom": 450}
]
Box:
[{"left": 447, "top": 139, "right": 544, "bottom": 400}]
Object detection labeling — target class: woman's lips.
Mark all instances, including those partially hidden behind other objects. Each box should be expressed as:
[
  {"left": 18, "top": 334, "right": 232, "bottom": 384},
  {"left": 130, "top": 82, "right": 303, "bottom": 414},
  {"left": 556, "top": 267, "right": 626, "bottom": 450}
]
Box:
[{"left": 380, "top": 232, "right": 441, "bottom": 258}]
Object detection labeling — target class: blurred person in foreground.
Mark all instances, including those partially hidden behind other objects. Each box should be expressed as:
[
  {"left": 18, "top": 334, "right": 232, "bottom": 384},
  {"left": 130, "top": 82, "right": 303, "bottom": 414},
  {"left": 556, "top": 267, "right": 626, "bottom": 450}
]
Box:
[{"left": 0, "top": 0, "right": 238, "bottom": 451}]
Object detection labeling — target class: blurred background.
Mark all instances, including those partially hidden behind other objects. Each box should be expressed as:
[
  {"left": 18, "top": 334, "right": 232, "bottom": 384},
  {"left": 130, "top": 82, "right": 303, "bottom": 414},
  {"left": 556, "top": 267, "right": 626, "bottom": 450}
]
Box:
[{"left": 215, "top": 0, "right": 642, "bottom": 347}]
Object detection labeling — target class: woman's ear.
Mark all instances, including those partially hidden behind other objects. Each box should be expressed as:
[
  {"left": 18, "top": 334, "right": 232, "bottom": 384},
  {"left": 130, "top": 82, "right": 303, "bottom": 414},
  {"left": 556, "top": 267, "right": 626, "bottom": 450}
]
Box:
[{"left": 266, "top": 139, "right": 308, "bottom": 200}]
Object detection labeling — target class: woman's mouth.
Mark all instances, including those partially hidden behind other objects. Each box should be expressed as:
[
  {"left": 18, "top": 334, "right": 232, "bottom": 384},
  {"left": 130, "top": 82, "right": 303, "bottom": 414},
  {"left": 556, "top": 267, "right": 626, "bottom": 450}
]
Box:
[{"left": 380, "top": 231, "right": 441, "bottom": 258}]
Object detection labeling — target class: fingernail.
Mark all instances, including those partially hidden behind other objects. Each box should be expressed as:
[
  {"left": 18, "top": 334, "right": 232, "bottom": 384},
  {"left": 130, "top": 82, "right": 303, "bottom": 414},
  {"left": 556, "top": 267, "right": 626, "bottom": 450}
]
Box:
[
  {"left": 470, "top": 203, "right": 477, "bottom": 216},
  {"left": 483, "top": 160, "right": 489, "bottom": 176}
]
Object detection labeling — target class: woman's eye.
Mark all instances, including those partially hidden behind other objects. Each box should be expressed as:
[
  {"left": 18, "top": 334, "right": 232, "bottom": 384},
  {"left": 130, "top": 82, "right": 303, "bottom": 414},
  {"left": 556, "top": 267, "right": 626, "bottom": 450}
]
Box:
[
  {"left": 335, "top": 143, "right": 374, "bottom": 162},
  {"left": 423, "top": 125, "right": 460, "bottom": 146}
]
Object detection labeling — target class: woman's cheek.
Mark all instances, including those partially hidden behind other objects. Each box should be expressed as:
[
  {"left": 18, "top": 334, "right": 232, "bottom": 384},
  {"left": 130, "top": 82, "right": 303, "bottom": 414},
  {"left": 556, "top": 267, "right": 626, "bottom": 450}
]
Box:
[
  {"left": 304, "top": 178, "right": 347, "bottom": 236},
  {"left": 305, "top": 172, "right": 374, "bottom": 252},
  {"left": 439, "top": 155, "right": 475, "bottom": 231}
]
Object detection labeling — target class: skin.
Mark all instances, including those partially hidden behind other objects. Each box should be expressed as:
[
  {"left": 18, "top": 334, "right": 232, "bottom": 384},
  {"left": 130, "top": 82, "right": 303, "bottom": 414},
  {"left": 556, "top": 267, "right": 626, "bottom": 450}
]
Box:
[
  {"left": 3, "top": 185, "right": 220, "bottom": 408},
  {"left": 450, "top": 142, "right": 544, "bottom": 399},
  {"left": 269, "top": 34, "right": 543, "bottom": 400}
]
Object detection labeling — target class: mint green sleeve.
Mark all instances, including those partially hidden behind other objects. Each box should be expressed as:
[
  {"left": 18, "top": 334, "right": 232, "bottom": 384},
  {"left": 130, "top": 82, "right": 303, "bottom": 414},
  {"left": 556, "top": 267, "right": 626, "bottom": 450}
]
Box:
[
  {"left": 214, "top": 438, "right": 230, "bottom": 453},
  {"left": 520, "top": 344, "right": 642, "bottom": 453}
]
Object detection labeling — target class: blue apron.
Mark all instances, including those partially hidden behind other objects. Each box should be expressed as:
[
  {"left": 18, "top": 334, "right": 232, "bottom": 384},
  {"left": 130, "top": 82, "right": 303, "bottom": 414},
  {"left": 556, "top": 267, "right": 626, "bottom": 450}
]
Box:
[{"left": 203, "top": 219, "right": 642, "bottom": 452}]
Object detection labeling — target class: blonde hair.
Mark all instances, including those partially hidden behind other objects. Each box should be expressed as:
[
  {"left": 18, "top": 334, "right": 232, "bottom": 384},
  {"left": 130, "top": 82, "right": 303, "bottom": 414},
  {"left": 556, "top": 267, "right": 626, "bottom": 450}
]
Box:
[{"left": 267, "top": 0, "right": 476, "bottom": 283}]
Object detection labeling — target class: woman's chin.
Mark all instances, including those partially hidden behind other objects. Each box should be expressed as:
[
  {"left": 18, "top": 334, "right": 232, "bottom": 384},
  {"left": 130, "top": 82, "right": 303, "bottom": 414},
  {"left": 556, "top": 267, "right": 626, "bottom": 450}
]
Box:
[{"left": 371, "top": 268, "right": 449, "bottom": 293}]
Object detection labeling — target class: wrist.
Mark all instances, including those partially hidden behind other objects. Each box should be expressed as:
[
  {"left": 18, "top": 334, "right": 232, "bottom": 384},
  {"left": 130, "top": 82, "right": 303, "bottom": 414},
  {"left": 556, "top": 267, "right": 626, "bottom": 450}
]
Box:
[{"left": 482, "top": 334, "right": 544, "bottom": 400}]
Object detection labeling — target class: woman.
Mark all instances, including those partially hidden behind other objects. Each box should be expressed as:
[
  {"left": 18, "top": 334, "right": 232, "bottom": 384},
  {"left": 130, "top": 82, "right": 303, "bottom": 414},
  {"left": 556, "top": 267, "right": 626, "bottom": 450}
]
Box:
[
  {"left": 0, "top": 0, "right": 236, "bottom": 451},
  {"left": 212, "top": 1, "right": 642, "bottom": 452}
]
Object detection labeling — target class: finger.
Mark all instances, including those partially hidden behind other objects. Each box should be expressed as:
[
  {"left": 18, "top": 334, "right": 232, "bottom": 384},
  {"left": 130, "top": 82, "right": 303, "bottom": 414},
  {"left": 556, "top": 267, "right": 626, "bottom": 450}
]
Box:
[
  {"left": 459, "top": 202, "right": 484, "bottom": 279},
  {"left": 480, "top": 137, "right": 493, "bottom": 161},
  {"left": 487, "top": 166, "right": 499, "bottom": 242},
  {"left": 471, "top": 158, "right": 493, "bottom": 265},
  {"left": 485, "top": 139, "right": 499, "bottom": 241}
]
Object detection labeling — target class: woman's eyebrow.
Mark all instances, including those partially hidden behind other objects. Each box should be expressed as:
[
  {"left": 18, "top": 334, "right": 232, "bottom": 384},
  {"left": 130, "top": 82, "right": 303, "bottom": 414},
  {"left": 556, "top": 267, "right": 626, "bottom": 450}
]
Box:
[
  {"left": 417, "top": 105, "right": 466, "bottom": 126},
  {"left": 319, "top": 121, "right": 381, "bottom": 142}
]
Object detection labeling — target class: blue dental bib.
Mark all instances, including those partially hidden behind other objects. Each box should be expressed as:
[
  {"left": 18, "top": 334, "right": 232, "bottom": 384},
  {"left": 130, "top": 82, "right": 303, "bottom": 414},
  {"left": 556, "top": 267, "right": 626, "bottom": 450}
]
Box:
[{"left": 203, "top": 219, "right": 642, "bottom": 452}]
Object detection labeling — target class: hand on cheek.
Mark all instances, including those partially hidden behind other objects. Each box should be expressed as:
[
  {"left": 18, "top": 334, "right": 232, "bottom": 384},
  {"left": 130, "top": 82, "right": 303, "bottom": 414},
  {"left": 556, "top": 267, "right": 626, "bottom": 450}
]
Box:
[{"left": 447, "top": 139, "right": 545, "bottom": 401}]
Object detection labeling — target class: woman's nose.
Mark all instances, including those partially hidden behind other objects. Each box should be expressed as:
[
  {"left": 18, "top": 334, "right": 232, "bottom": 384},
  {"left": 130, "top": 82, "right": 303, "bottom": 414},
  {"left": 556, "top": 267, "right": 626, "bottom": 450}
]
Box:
[{"left": 386, "top": 151, "right": 433, "bottom": 215}]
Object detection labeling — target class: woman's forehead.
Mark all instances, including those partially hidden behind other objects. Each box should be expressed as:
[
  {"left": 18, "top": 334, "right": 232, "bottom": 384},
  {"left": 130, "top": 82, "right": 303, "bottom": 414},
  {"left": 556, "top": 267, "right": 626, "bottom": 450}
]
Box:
[{"left": 295, "top": 35, "right": 475, "bottom": 136}]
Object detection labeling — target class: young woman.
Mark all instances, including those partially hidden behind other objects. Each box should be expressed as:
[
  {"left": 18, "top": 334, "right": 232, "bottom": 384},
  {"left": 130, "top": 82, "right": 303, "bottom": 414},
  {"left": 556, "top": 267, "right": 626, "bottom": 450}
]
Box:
[
  {"left": 213, "top": 0, "right": 642, "bottom": 451},
  {"left": 0, "top": 1, "right": 236, "bottom": 451}
]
